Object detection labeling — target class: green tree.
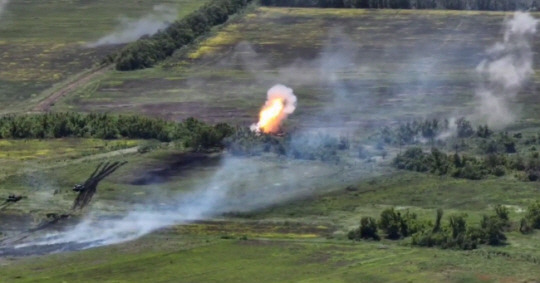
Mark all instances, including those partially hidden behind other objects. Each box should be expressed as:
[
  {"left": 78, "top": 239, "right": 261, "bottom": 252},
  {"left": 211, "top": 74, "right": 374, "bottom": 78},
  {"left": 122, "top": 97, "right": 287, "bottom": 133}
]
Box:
[{"left": 359, "top": 217, "right": 380, "bottom": 240}]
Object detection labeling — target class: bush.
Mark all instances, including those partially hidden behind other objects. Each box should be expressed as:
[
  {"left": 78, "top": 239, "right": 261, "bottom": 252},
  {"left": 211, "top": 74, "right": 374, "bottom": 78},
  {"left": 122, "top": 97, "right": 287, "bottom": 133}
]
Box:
[
  {"left": 377, "top": 208, "right": 419, "bottom": 239},
  {"left": 477, "top": 125, "right": 492, "bottom": 138},
  {"left": 492, "top": 165, "right": 506, "bottom": 177},
  {"left": 393, "top": 147, "right": 430, "bottom": 172},
  {"left": 524, "top": 201, "right": 540, "bottom": 229},
  {"left": 494, "top": 205, "right": 509, "bottom": 223},
  {"left": 348, "top": 217, "right": 380, "bottom": 241},
  {"left": 353, "top": 207, "right": 508, "bottom": 250},
  {"left": 360, "top": 217, "right": 380, "bottom": 240},
  {"left": 412, "top": 208, "right": 506, "bottom": 250},
  {"left": 378, "top": 208, "right": 403, "bottom": 239},
  {"left": 479, "top": 215, "right": 507, "bottom": 246},
  {"left": 456, "top": 117, "right": 474, "bottom": 138},
  {"left": 520, "top": 218, "right": 534, "bottom": 234}
]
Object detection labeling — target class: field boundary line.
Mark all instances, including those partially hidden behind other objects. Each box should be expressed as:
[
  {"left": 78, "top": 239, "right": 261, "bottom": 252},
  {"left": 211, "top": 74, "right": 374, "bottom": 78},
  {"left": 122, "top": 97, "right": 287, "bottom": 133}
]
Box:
[{"left": 30, "top": 65, "right": 112, "bottom": 112}]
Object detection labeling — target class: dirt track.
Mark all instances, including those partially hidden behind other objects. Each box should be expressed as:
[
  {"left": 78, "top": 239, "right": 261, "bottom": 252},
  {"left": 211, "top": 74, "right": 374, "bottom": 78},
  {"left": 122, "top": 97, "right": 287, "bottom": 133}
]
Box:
[{"left": 32, "top": 66, "right": 112, "bottom": 112}]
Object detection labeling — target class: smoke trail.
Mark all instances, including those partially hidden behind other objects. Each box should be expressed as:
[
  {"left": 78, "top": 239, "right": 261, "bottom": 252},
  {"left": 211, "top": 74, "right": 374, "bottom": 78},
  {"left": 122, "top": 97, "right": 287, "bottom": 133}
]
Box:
[
  {"left": 9, "top": 155, "right": 344, "bottom": 252},
  {"left": 0, "top": 0, "right": 9, "bottom": 19},
  {"left": 86, "top": 5, "right": 177, "bottom": 47},
  {"left": 474, "top": 12, "right": 538, "bottom": 128}
]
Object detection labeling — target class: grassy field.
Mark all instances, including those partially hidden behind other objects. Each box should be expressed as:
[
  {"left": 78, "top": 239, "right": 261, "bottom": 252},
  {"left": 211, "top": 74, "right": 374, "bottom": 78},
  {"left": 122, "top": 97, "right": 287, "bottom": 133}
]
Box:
[
  {"left": 2, "top": 134, "right": 540, "bottom": 282},
  {"left": 3, "top": 5, "right": 540, "bottom": 283},
  {"left": 46, "top": 8, "right": 540, "bottom": 131},
  {"left": 4, "top": 235, "right": 540, "bottom": 282},
  {"left": 0, "top": 0, "right": 209, "bottom": 113},
  {"left": 3, "top": 169, "right": 540, "bottom": 282}
]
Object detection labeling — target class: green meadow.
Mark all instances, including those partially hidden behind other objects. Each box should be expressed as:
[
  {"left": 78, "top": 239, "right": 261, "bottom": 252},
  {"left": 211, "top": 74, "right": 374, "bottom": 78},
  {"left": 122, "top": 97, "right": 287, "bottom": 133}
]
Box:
[
  {"left": 2, "top": 4, "right": 540, "bottom": 283},
  {"left": 0, "top": 0, "right": 209, "bottom": 112},
  {"left": 47, "top": 8, "right": 540, "bottom": 128}
]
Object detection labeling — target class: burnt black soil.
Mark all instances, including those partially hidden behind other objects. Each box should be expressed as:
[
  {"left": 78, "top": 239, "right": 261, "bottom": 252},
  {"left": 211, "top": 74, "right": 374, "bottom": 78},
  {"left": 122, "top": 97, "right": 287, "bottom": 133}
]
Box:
[{"left": 128, "top": 152, "right": 222, "bottom": 186}]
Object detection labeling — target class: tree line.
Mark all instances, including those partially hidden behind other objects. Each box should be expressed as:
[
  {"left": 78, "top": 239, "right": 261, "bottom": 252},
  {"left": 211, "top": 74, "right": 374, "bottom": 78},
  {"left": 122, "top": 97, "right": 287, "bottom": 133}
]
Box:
[
  {"left": 0, "top": 113, "right": 234, "bottom": 150},
  {"left": 350, "top": 202, "right": 540, "bottom": 250},
  {"left": 347, "top": 204, "right": 537, "bottom": 250},
  {"left": 377, "top": 117, "right": 490, "bottom": 147},
  {"left": 392, "top": 146, "right": 540, "bottom": 181},
  {"left": 260, "top": 0, "right": 537, "bottom": 10},
  {"left": 105, "top": 0, "right": 253, "bottom": 71},
  {"left": 224, "top": 127, "right": 350, "bottom": 162},
  {"left": 378, "top": 117, "right": 540, "bottom": 181}
]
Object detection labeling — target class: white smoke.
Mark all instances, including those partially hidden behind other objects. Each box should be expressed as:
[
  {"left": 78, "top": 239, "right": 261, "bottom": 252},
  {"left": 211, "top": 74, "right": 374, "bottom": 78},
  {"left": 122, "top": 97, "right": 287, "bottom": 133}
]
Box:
[
  {"left": 13, "top": 158, "right": 233, "bottom": 250},
  {"left": 474, "top": 12, "right": 538, "bottom": 128},
  {"left": 250, "top": 84, "right": 297, "bottom": 133},
  {"left": 268, "top": 84, "right": 297, "bottom": 115},
  {"left": 86, "top": 5, "right": 177, "bottom": 48},
  {"left": 11, "top": 156, "right": 343, "bottom": 252},
  {"left": 0, "top": 0, "right": 9, "bottom": 19}
]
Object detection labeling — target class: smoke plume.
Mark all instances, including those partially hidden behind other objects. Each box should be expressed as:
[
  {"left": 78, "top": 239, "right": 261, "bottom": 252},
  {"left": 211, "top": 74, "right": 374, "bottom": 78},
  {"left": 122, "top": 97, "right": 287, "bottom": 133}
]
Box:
[
  {"left": 9, "top": 155, "right": 345, "bottom": 252},
  {"left": 474, "top": 12, "right": 537, "bottom": 128},
  {"left": 0, "top": 0, "right": 8, "bottom": 19},
  {"left": 250, "top": 84, "right": 297, "bottom": 133},
  {"left": 87, "top": 5, "right": 177, "bottom": 47}
]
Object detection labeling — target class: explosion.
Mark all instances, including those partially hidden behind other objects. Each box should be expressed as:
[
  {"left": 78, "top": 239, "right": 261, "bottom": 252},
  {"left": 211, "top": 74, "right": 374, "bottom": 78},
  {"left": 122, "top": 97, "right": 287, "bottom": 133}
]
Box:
[{"left": 251, "top": 84, "right": 297, "bottom": 134}]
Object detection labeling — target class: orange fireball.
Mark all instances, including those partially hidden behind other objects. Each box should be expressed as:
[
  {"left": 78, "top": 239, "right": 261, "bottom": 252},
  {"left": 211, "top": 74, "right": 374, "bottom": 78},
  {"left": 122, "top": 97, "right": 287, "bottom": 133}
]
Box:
[
  {"left": 256, "top": 98, "right": 285, "bottom": 134},
  {"left": 251, "top": 84, "right": 297, "bottom": 134}
]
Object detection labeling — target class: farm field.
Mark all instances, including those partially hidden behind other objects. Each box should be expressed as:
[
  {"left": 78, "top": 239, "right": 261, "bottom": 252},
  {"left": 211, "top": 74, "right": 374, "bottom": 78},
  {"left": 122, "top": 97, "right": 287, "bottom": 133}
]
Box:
[
  {"left": 3, "top": 171, "right": 540, "bottom": 282},
  {"left": 49, "top": 8, "right": 540, "bottom": 130},
  {"left": 2, "top": 4, "right": 540, "bottom": 283},
  {"left": 0, "top": 0, "right": 209, "bottom": 113}
]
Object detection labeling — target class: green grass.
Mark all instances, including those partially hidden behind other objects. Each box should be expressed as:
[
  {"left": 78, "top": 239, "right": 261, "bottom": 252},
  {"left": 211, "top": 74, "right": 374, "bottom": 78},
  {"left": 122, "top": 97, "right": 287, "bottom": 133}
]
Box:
[
  {"left": 1, "top": 138, "right": 540, "bottom": 282},
  {"left": 3, "top": 147, "right": 540, "bottom": 282},
  {"left": 47, "top": 8, "right": 540, "bottom": 129},
  {"left": 4, "top": 6, "right": 540, "bottom": 283},
  {"left": 3, "top": 232, "right": 540, "bottom": 282},
  {"left": 0, "top": 139, "right": 143, "bottom": 216},
  {"left": 0, "top": 0, "right": 209, "bottom": 112}
]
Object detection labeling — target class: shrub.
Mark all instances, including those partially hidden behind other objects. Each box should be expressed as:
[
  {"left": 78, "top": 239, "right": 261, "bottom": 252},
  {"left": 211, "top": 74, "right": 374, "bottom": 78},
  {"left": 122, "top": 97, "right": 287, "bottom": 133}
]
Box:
[
  {"left": 359, "top": 217, "right": 380, "bottom": 240},
  {"left": 411, "top": 208, "right": 506, "bottom": 250},
  {"left": 492, "top": 165, "right": 506, "bottom": 177},
  {"left": 479, "top": 215, "right": 507, "bottom": 246},
  {"left": 520, "top": 218, "right": 534, "bottom": 234},
  {"left": 393, "top": 147, "right": 430, "bottom": 172},
  {"left": 456, "top": 117, "right": 474, "bottom": 138},
  {"left": 378, "top": 208, "right": 402, "bottom": 239},
  {"left": 494, "top": 205, "right": 509, "bottom": 223},
  {"left": 477, "top": 125, "right": 493, "bottom": 138},
  {"left": 525, "top": 201, "right": 540, "bottom": 229},
  {"left": 377, "top": 208, "right": 419, "bottom": 239}
]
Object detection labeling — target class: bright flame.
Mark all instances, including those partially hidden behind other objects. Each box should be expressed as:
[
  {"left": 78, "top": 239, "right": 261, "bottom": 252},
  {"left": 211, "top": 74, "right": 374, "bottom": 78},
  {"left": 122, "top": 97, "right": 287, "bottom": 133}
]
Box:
[
  {"left": 257, "top": 98, "right": 285, "bottom": 133},
  {"left": 251, "top": 84, "right": 297, "bottom": 134}
]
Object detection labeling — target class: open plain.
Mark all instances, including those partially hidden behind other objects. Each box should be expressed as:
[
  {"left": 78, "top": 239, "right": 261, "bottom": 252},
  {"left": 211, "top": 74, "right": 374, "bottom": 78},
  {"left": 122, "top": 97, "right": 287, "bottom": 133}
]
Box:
[{"left": 2, "top": 2, "right": 540, "bottom": 282}]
